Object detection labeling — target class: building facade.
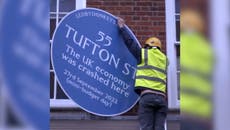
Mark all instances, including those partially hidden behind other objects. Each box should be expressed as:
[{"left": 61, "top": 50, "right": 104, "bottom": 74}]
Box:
[{"left": 50, "top": 0, "right": 180, "bottom": 129}]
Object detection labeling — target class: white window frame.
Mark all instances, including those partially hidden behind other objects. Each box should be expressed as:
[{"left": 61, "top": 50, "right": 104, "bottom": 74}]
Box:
[
  {"left": 211, "top": 0, "right": 230, "bottom": 129},
  {"left": 165, "top": 0, "right": 180, "bottom": 109},
  {"left": 50, "top": 0, "right": 86, "bottom": 108}
]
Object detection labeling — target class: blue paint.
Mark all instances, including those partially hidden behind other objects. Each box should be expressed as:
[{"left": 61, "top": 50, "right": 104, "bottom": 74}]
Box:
[
  {"left": 0, "top": 0, "right": 49, "bottom": 129},
  {"left": 52, "top": 8, "right": 139, "bottom": 116}
]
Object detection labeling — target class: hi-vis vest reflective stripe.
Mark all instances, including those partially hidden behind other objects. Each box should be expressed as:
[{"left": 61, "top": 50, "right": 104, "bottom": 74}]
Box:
[
  {"left": 135, "top": 48, "right": 167, "bottom": 93},
  {"left": 181, "top": 32, "right": 213, "bottom": 118}
]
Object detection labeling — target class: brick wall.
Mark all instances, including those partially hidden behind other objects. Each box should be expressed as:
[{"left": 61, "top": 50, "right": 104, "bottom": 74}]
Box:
[{"left": 87, "top": 0, "right": 166, "bottom": 53}]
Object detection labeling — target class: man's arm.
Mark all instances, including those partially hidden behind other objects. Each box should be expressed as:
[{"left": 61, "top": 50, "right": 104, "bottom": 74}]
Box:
[{"left": 117, "top": 17, "right": 141, "bottom": 64}]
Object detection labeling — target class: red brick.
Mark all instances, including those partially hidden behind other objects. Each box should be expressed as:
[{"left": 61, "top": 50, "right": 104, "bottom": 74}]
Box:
[
  {"left": 135, "top": 2, "right": 153, "bottom": 6},
  {"left": 119, "top": 2, "right": 135, "bottom": 6},
  {"left": 133, "top": 16, "right": 141, "bottom": 20},
  {"left": 135, "top": 11, "right": 152, "bottom": 16},
  {"left": 104, "top": 1, "right": 119, "bottom": 6},
  {"left": 141, "top": 6, "right": 152, "bottom": 11},
  {"left": 120, "top": 11, "right": 135, "bottom": 15},
  {"left": 141, "top": 16, "right": 150, "bottom": 21},
  {"left": 138, "top": 21, "right": 152, "bottom": 26},
  {"left": 116, "top": 6, "right": 133, "bottom": 11},
  {"left": 133, "top": 7, "right": 141, "bottom": 11},
  {"left": 87, "top": 0, "right": 166, "bottom": 52},
  {"left": 87, "top": 1, "right": 103, "bottom": 6}
]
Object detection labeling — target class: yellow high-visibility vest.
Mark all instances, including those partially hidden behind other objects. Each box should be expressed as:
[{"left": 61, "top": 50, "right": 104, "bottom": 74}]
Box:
[
  {"left": 135, "top": 48, "right": 167, "bottom": 93},
  {"left": 181, "top": 32, "right": 213, "bottom": 118}
]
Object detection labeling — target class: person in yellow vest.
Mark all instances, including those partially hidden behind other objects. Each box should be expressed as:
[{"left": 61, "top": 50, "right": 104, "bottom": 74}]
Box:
[
  {"left": 117, "top": 17, "right": 168, "bottom": 130},
  {"left": 180, "top": 8, "right": 213, "bottom": 130}
]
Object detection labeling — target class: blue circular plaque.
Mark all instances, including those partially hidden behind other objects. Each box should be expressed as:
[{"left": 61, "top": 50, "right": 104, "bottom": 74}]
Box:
[
  {"left": 52, "top": 8, "right": 139, "bottom": 116},
  {"left": 0, "top": 0, "right": 49, "bottom": 129}
]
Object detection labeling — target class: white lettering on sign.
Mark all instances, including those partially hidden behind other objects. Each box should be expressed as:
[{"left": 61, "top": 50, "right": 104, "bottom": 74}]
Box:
[
  {"left": 52, "top": 8, "right": 140, "bottom": 115},
  {"left": 75, "top": 11, "right": 116, "bottom": 24},
  {"left": 65, "top": 24, "right": 121, "bottom": 69},
  {"left": 122, "top": 63, "right": 137, "bottom": 79},
  {"left": 59, "top": 24, "right": 138, "bottom": 98}
]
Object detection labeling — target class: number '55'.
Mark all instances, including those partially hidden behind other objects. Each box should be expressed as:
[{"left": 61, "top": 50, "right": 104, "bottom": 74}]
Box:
[{"left": 96, "top": 31, "right": 112, "bottom": 46}]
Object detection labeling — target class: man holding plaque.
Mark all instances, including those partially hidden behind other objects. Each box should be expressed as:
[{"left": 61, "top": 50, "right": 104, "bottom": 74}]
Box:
[{"left": 117, "top": 17, "right": 168, "bottom": 130}]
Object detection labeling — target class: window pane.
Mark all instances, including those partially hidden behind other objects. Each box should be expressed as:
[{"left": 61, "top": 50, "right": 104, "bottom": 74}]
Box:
[
  {"left": 50, "top": 46, "right": 53, "bottom": 70},
  {"left": 176, "top": 19, "right": 180, "bottom": 42},
  {"left": 176, "top": 45, "right": 180, "bottom": 100},
  {"left": 175, "top": 0, "right": 180, "bottom": 14},
  {"left": 59, "top": 0, "right": 75, "bottom": 12},
  {"left": 58, "top": 13, "right": 68, "bottom": 19},
  {"left": 56, "top": 82, "right": 68, "bottom": 99},
  {"left": 50, "top": 72, "right": 54, "bottom": 99},
  {"left": 177, "top": 70, "right": 180, "bottom": 100},
  {"left": 50, "top": 19, "right": 56, "bottom": 39},
  {"left": 50, "top": 0, "right": 57, "bottom": 12},
  {"left": 176, "top": 44, "right": 180, "bottom": 57}
]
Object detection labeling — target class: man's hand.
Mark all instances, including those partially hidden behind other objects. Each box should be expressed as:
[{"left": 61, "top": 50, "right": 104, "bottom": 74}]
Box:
[{"left": 117, "top": 17, "right": 125, "bottom": 28}]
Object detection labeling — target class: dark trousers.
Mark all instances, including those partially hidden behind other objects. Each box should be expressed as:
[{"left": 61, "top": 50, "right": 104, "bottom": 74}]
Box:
[{"left": 138, "top": 93, "right": 167, "bottom": 130}]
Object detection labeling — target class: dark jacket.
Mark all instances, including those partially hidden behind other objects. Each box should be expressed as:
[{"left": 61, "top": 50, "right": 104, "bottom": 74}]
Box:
[
  {"left": 120, "top": 27, "right": 167, "bottom": 96},
  {"left": 119, "top": 27, "right": 141, "bottom": 64}
]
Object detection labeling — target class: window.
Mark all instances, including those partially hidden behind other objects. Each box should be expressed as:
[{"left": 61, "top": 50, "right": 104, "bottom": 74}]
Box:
[
  {"left": 175, "top": 0, "right": 180, "bottom": 100},
  {"left": 50, "top": 0, "right": 86, "bottom": 108},
  {"left": 165, "top": 0, "right": 180, "bottom": 109}
]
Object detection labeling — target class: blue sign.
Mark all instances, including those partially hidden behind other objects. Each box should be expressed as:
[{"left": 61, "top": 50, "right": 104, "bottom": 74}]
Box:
[
  {"left": 52, "top": 8, "right": 139, "bottom": 116},
  {"left": 0, "top": 0, "right": 49, "bottom": 129}
]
